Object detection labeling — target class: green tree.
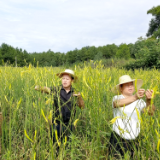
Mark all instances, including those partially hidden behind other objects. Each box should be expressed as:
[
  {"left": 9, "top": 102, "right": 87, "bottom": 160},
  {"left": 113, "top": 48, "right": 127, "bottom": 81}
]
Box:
[
  {"left": 146, "top": 5, "right": 160, "bottom": 38},
  {"left": 125, "top": 39, "right": 160, "bottom": 70},
  {"left": 94, "top": 51, "right": 103, "bottom": 61},
  {"left": 127, "top": 43, "right": 135, "bottom": 58},
  {"left": 66, "top": 50, "right": 76, "bottom": 64},
  {"left": 116, "top": 44, "right": 130, "bottom": 59},
  {"left": 73, "top": 49, "right": 80, "bottom": 63},
  {"left": 134, "top": 37, "right": 157, "bottom": 59},
  {"left": 133, "top": 37, "right": 147, "bottom": 59},
  {"left": 0, "top": 43, "right": 17, "bottom": 64},
  {"left": 105, "top": 44, "right": 118, "bottom": 58},
  {"left": 87, "top": 46, "right": 97, "bottom": 60},
  {"left": 78, "top": 47, "right": 88, "bottom": 62}
]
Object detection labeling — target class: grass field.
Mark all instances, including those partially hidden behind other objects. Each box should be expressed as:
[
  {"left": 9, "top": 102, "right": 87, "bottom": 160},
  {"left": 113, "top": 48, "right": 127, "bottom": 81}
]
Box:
[{"left": 0, "top": 61, "right": 160, "bottom": 160}]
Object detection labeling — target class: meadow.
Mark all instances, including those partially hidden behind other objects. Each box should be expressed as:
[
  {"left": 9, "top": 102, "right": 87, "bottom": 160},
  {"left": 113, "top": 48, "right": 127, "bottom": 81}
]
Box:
[{"left": 0, "top": 61, "right": 160, "bottom": 160}]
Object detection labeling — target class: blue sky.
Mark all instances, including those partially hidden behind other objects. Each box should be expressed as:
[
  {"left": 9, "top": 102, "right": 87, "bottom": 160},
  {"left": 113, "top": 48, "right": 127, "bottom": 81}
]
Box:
[{"left": 0, "top": 0, "right": 159, "bottom": 53}]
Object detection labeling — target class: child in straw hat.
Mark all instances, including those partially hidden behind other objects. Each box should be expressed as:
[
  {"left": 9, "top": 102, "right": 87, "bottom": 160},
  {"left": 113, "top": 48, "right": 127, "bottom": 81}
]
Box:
[
  {"left": 109, "top": 75, "right": 155, "bottom": 158},
  {"left": 35, "top": 69, "right": 84, "bottom": 153}
]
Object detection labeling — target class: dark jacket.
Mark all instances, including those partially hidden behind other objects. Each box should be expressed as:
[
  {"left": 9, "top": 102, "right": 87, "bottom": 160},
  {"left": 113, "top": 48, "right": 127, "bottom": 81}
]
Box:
[{"left": 50, "top": 85, "right": 78, "bottom": 125}]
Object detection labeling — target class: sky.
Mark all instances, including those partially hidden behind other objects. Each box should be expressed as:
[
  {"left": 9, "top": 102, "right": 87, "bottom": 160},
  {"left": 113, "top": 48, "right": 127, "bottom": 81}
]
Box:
[{"left": 0, "top": 0, "right": 159, "bottom": 53}]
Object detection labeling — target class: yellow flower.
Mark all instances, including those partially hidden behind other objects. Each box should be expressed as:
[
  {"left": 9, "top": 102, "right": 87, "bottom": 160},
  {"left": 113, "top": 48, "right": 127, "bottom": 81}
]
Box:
[
  {"left": 33, "top": 102, "right": 36, "bottom": 108},
  {"left": 21, "top": 71, "right": 24, "bottom": 77},
  {"left": 41, "top": 109, "right": 48, "bottom": 123},
  {"left": 9, "top": 84, "right": 11, "bottom": 90},
  {"left": 155, "top": 129, "right": 160, "bottom": 153},
  {"left": 157, "top": 139, "right": 160, "bottom": 153},
  {"left": 29, "top": 64, "right": 32, "bottom": 71},
  {"left": 108, "top": 76, "right": 111, "bottom": 84},
  {"left": 17, "top": 98, "right": 22, "bottom": 109},
  {"left": 110, "top": 116, "right": 121, "bottom": 124},
  {"left": 73, "top": 119, "right": 79, "bottom": 127},
  {"left": 55, "top": 130, "right": 61, "bottom": 147},
  {"left": 152, "top": 86, "right": 158, "bottom": 98},
  {"left": 34, "top": 152, "right": 36, "bottom": 160},
  {"left": 83, "top": 75, "right": 91, "bottom": 90},
  {"left": 45, "top": 98, "right": 51, "bottom": 105},
  {"left": 34, "top": 130, "right": 37, "bottom": 141},
  {"left": 81, "top": 92, "right": 84, "bottom": 99},
  {"left": 54, "top": 118, "right": 57, "bottom": 126},
  {"left": 5, "top": 96, "right": 8, "bottom": 103},
  {"left": 135, "top": 108, "right": 142, "bottom": 123},
  {"left": 24, "top": 129, "right": 33, "bottom": 143},
  {"left": 135, "top": 79, "right": 138, "bottom": 92},
  {"left": 155, "top": 129, "right": 160, "bottom": 137},
  {"left": 64, "top": 136, "right": 67, "bottom": 146},
  {"left": 118, "top": 126, "right": 125, "bottom": 134},
  {"left": 47, "top": 110, "right": 53, "bottom": 122}
]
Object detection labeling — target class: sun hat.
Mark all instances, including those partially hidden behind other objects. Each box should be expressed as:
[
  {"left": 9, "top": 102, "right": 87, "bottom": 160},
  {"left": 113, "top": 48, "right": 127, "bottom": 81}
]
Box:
[
  {"left": 112, "top": 75, "right": 143, "bottom": 94},
  {"left": 56, "top": 69, "right": 78, "bottom": 81}
]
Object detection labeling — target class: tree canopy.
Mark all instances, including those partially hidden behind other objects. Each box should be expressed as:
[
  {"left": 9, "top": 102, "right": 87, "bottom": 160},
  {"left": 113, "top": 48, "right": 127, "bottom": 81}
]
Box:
[{"left": 146, "top": 5, "right": 160, "bottom": 38}]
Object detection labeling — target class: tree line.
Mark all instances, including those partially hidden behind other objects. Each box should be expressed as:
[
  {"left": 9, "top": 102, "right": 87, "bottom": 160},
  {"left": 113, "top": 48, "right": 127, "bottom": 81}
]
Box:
[
  {"left": 0, "top": 5, "right": 159, "bottom": 68},
  {"left": 0, "top": 42, "right": 138, "bottom": 67}
]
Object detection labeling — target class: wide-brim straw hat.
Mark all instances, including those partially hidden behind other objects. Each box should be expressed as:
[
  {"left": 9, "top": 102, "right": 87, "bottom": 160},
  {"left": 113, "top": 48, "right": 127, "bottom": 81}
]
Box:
[
  {"left": 112, "top": 75, "right": 143, "bottom": 94},
  {"left": 56, "top": 69, "right": 78, "bottom": 82}
]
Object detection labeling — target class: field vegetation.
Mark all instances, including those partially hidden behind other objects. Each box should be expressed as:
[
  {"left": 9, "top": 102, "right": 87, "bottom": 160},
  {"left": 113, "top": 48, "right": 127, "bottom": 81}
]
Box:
[{"left": 0, "top": 62, "right": 160, "bottom": 159}]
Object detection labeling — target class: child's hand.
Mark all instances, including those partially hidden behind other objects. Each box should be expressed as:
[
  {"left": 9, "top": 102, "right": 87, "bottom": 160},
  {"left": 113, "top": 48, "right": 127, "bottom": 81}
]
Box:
[
  {"left": 136, "top": 89, "right": 145, "bottom": 98},
  {"left": 145, "top": 89, "right": 154, "bottom": 100},
  {"left": 73, "top": 92, "right": 81, "bottom": 97},
  {"left": 35, "top": 85, "right": 40, "bottom": 91}
]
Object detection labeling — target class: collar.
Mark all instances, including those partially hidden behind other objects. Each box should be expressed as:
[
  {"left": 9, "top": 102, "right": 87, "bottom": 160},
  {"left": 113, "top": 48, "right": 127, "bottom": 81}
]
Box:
[{"left": 61, "top": 85, "right": 74, "bottom": 93}]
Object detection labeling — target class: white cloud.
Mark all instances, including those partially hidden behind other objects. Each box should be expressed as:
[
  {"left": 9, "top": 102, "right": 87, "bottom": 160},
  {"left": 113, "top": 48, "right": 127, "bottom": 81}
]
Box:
[{"left": 0, "top": 0, "right": 159, "bottom": 53}]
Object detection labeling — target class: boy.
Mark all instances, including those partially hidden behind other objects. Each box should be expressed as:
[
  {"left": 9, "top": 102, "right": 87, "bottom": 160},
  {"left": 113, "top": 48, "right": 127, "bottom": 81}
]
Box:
[
  {"left": 110, "top": 75, "right": 155, "bottom": 158},
  {"left": 35, "top": 69, "right": 84, "bottom": 150}
]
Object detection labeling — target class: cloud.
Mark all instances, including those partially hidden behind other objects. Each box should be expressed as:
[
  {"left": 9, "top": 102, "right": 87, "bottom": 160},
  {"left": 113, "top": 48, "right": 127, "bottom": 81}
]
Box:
[{"left": 0, "top": 0, "right": 159, "bottom": 53}]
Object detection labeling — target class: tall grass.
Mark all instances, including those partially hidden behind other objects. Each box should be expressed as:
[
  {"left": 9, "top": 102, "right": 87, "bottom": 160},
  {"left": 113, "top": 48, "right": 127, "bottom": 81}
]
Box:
[{"left": 0, "top": 62, "right": 160, "bottom": 159}]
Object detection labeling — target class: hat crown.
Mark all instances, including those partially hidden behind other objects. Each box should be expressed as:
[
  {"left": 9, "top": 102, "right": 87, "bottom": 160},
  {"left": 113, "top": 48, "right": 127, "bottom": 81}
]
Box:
[
  {"left": 64, "top": 69, "right": 74, "bottom": 75},
  {"left": 119, "top": 75, "right": 133, "bottom": 84},
  {"left": 112, "top": 75, "right": 143, "bottom": 94}
]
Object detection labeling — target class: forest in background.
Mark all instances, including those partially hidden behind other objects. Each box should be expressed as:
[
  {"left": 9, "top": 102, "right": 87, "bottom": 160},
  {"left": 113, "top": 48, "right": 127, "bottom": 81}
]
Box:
[{"left": 0, "top": 5, "right": 160, "bottom": 69}]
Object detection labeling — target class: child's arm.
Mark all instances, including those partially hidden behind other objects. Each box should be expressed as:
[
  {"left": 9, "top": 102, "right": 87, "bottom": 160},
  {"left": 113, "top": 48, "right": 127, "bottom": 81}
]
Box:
[
  {"left": 113, "top": 95, "right": 138, "bottom": 108},
  {"left": 143, "top": 89, "right": 156, "bottom": 116},
  {"left": 73, "top": 92, "right": 85, "bottom": 109},
  {"left": 113, "top": 89, "right": 145, "bottom": 108},
  {"left": 35, "top": 85, "right": 51, "bottom": 94}
]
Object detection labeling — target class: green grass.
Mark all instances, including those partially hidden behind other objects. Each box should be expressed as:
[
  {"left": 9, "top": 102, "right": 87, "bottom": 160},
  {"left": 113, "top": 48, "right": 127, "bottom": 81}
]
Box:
[{"left": 0, "top": 62, "right": 160, "bottom": 160}]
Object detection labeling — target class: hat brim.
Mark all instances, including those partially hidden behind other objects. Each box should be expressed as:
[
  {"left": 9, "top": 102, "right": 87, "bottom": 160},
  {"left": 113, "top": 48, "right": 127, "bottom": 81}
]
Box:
[
  {"left": 112, "top": 79, "right": 143, "bottom": 94},
  {"left": 56, "top": 72, "right": 78, "bottom": 82}
]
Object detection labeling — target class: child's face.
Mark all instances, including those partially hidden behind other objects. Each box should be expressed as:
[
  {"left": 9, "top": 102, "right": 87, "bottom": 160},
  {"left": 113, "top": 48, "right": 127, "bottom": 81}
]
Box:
[
  {"left": 120, "top": 82, "right": 135, "bottom": 96},
  {"left": 62, "top": 74, "right": 73, "bottom": 88}
]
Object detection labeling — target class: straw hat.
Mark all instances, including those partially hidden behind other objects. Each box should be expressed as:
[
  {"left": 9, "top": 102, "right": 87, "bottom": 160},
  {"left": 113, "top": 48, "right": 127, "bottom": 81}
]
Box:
[
  {"left": 56, "top": 69, "right": 78, "bottom": 81},
  {"left": 112, "top": 75, "right": 143, "bottom": 94}
]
